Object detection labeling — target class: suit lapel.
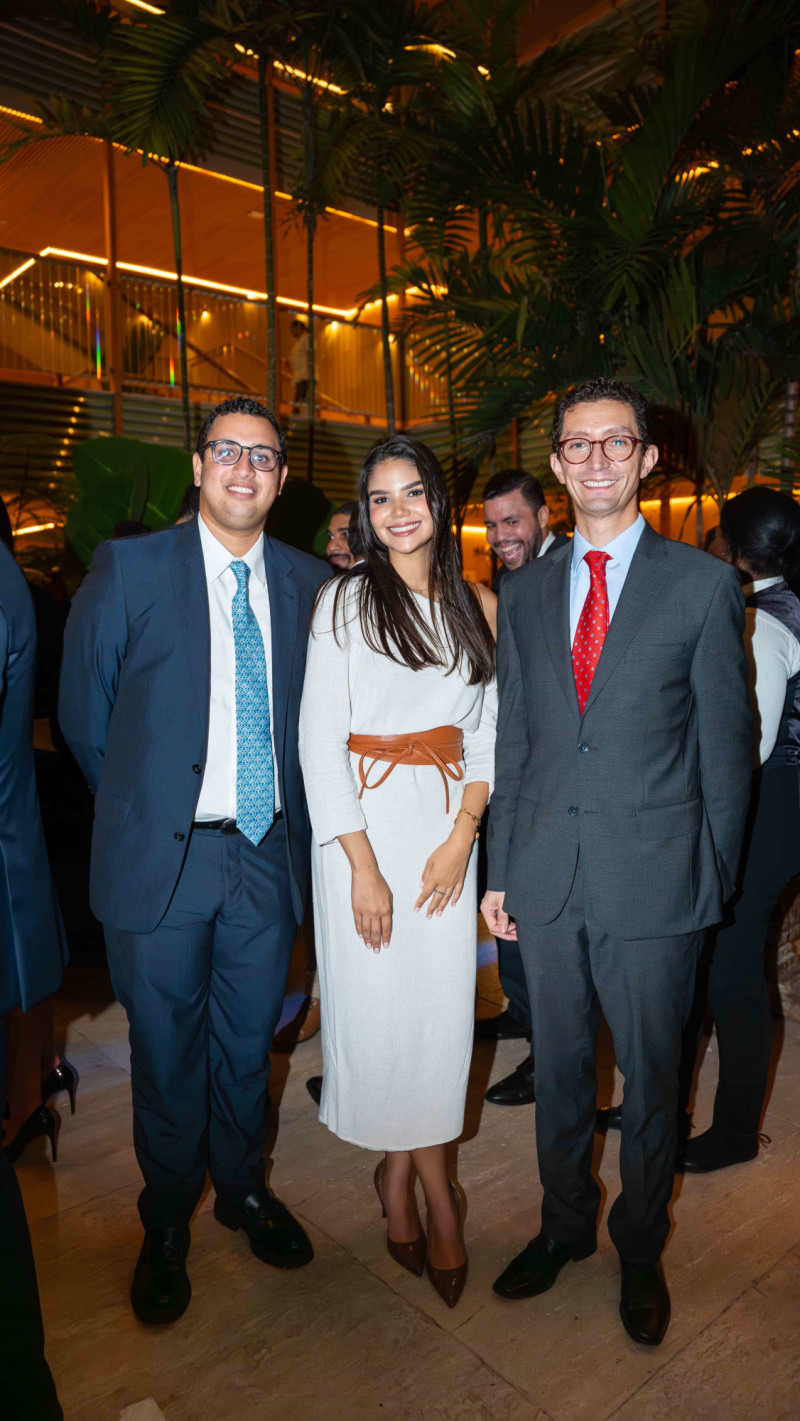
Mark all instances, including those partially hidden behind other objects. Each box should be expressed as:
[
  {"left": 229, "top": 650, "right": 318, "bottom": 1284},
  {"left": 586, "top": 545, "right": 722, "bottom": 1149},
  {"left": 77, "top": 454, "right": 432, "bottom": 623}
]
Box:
[
  {"left": 264, "top": 534, "right": 301, "bottom": 770},
  {"left": 541, "top": 543, "right": 581, "bottom": 722},
  {"left": 169, "top": 518, "right": 211, "bottom": 739},
  {"left": 581, "top": 522, "right": 671, "bottom": 717}
]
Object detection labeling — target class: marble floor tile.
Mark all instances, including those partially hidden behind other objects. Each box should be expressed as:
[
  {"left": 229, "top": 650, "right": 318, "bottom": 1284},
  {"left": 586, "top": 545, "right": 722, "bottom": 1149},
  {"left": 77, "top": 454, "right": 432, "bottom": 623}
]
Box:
[{"left": 610, "top": 1245, "right": 800, "bottom": 1421}]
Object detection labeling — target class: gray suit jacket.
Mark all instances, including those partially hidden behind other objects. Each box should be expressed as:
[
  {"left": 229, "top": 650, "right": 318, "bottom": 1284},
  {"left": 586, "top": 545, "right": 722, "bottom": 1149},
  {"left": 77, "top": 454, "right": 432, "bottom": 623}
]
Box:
[{"left": 487, "top": 523, "right": 753, "bottom": 940}]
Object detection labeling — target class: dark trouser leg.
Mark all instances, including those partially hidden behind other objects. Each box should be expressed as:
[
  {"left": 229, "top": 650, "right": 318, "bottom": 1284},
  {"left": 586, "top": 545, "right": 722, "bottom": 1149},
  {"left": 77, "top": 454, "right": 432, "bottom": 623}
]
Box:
[
  {"left": 593, "top": 927, "right": 702, "bottom": 1263},
  {"left": 709, "top": 766, "right": 800, "bottom": 1136},
  {"left": 0, "top": 1024, "right": 63, "bottom": 1421},
  {"left": 497, "top": 938, "right": 533, "bottom": 1032},
  {"left": 105, "top": 832, "right": 225, "bottom": 1228},
  {"left": 517, "top": 880, "right": 601, "bottom": 1249},
  {"left": 208, "top": 820, "right": 297, "bottom": 1201}
]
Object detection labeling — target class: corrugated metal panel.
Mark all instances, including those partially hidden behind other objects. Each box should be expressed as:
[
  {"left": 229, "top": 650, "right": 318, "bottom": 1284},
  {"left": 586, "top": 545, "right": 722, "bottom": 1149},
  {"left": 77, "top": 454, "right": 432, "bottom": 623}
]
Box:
[
  {"left": 0, "top": 382, "right": 112, "bottom": 492},
  {"left": 0, "top": 19, "right": 103, "bottom": 110},
  {"left": 283, "top": 420, "right": 387, "bottom": 504}
]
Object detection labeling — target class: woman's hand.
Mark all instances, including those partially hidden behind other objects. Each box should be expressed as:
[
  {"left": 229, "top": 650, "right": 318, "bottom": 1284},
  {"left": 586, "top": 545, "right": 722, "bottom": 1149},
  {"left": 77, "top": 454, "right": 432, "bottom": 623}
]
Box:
[
  {"left": 351, "top": 864, "right": 393, "bottom": 953},
  {"left": 414, "top": 821, "right": 475, "bottom": 919}
]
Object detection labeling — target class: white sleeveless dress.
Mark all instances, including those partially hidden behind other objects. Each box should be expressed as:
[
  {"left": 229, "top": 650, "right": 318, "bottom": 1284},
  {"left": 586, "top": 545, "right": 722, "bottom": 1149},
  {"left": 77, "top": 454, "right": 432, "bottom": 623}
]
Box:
[{"left": 298, "top": 580, "right": 497, "bottom": 1150}]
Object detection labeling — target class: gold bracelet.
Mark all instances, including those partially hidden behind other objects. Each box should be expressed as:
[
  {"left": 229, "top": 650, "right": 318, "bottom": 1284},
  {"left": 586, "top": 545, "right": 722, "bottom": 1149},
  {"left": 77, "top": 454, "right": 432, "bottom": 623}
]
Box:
[{"left": 456, "top": 806, "right": 481, "bottom": 827}]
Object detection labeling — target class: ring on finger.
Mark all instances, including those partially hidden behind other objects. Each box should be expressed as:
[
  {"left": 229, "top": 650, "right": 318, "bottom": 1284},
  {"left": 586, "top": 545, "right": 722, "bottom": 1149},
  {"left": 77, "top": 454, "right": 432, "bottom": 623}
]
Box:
[{"left": 433, "top": 888, "right": 445, "bottom": 895}]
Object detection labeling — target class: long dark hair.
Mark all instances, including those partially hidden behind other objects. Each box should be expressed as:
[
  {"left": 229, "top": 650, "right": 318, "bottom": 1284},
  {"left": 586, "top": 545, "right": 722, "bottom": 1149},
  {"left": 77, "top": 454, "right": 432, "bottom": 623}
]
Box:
[
  {"left": 720, "top": 486, "right": 800, "bottom": 581},
  {"left": 320, "top": 434, "right": 495, "bottom": 686}
]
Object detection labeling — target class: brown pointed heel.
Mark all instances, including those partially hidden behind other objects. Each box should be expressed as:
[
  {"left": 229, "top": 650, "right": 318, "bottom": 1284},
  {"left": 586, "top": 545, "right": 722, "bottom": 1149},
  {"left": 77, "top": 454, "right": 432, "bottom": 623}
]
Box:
[
  {"left": 373, "top": 1160, "right": 427, "bottom": 1277},
  {"left": 425, "top": 1181, "right": 468, "bottom": 1309}
]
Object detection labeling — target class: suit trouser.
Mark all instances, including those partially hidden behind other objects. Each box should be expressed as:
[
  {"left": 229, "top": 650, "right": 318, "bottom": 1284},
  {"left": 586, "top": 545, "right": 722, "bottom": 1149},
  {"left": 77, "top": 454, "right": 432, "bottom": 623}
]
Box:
[
  {"left": 0, "top": 1024, "right": 63, "bottom": 1420},
  {"left": 105, "top": 818, "right": 296, "bottom": 1230},
  {"left": 497, "top": 938, "right": 533, "bottom": 1033},
  {"left": 687, "top": 765, "right": 800, "bottom": 1136},
  {"left": 517, "top": 864, "right": 702, "bottom": 1262}
]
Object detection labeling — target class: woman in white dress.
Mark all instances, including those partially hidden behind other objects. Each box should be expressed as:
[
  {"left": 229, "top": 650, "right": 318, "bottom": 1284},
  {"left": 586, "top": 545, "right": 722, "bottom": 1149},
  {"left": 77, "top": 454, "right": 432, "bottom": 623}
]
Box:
[{"left": 299, "top": 435, "right": 497, "bottom": 1308}]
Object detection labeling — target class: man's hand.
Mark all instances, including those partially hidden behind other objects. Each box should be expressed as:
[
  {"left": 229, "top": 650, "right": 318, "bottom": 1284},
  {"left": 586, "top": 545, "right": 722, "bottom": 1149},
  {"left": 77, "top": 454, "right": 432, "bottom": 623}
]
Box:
[{"left": 481, "top": 890, "right": 517, "bottom": 941}]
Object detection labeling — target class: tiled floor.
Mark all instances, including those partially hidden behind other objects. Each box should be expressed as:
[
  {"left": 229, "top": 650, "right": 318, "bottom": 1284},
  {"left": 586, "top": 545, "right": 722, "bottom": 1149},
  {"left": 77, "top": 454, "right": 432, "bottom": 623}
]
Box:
[{"left": 15, "top": 926, "right": 800, "bottom": 1421}]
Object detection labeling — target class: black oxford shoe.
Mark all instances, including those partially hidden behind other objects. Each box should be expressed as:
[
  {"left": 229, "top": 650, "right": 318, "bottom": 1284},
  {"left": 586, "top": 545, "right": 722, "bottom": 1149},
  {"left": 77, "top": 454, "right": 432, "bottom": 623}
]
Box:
[
  {"left": 493, "top": 1232, "right": 595, "bottom": 1300},
  {"left": 485, "top": 1056, "right": 536, "bottom": 1106},
  {"left": 678, "top": 1125, "right": 761, "bottom": 1174},
  {"left": 215, "top": 1187, "right": 314, "bottom": 1268},
  {"left": 474, "top": 1009, "right": 529, "bottom": 1041},
  {"left": 131, "top": 1225, "right": 191, "bottom": 1325},
  {"left": 596, "top": 1104, "right": 622, "bottom": 1132},
  {"left": 619, "top": 1261, "right": 670, "bottom": 1346}
]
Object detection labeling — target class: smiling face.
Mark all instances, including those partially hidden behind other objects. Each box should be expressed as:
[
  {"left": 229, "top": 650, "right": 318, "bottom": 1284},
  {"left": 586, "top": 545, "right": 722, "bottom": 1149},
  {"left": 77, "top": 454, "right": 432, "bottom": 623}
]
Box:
[
  {"left": 327, "top": 511, "right": 353, "bottom": 571},
  {"left": 192, "top": 412, "right": 287, "bottom": 553},
  {"left": 550, "top": 398, "right": 658, "bottom": 542},
  {"left": 483, "top": 489, "right": 550, "bottom": 570},
  {"left": 367, "top": 457, "right": 435, "bottom": 559}
]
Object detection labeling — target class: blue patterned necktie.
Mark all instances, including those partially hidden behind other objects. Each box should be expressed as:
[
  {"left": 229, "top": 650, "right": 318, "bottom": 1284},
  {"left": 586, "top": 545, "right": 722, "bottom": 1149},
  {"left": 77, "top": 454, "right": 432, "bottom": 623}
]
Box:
[{"left": 229, "top": 559, "right": 274, "bottom": 844}]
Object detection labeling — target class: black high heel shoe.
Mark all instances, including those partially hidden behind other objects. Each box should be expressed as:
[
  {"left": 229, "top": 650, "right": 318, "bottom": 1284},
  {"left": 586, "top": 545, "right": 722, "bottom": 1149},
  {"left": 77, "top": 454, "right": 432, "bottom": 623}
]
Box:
[
  {"left": 4, "top": 1104, "right": 61, "bottom": 1163},
  {"left": 41, "top": 1058, "right": 79, "bottom": 1115}
]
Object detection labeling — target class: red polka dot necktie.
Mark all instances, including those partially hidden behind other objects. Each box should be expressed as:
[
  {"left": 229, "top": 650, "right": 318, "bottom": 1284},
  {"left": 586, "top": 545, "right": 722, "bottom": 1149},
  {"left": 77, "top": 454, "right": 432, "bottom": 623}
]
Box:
[{"left": 572, "top": 550, "right": 611, "bottom": 715}]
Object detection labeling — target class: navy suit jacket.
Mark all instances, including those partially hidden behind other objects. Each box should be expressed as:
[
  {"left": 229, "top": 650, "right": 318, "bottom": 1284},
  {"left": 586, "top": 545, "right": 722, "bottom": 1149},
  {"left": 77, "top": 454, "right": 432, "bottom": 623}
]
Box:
[
  {"left": 0, "top": 542, "right": 66, "bottom": 1014},
  {"left": 58, "top": 518, "right": 329, "bottom": 934}
]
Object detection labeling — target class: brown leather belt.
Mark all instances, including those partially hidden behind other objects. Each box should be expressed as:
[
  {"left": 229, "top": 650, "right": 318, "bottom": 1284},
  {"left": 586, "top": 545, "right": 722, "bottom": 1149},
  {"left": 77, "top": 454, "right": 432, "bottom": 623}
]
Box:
[{"left": 348, "top": 725, "right": 464, "bottom": 814}]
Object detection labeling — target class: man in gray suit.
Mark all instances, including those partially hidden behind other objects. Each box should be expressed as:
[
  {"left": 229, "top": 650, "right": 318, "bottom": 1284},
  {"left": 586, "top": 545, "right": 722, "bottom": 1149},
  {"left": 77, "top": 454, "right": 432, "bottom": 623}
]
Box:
[{"left": 483, "top": 377, "right": 752, "bottom": 1345}]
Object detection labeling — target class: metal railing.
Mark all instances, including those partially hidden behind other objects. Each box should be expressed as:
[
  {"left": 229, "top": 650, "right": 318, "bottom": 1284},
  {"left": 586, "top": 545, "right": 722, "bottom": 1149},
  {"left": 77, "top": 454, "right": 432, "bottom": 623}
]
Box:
[{"left": 0, "top": 248, "right": 445, "bottom": 424}]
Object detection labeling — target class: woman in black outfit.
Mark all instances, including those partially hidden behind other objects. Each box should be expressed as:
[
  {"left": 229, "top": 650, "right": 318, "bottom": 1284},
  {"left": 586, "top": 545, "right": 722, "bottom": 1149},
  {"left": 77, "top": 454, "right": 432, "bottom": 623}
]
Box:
[{"left": 682, "top": 487, "right": 800, "bottom": 1172}]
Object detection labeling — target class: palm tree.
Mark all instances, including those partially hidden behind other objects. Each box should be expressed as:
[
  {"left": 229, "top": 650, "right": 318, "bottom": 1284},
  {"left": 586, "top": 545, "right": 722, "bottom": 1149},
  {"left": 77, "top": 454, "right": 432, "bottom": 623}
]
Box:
[{"left": 103, "top": 3, "right": 236, "bottom": 449}]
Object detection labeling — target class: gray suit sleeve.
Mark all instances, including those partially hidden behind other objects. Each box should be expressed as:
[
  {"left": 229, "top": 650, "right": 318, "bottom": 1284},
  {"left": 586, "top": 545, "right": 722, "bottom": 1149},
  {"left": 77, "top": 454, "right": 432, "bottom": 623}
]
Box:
[
  {"left": 691, "top": 565, "right": 753, "bottom": 898},
  {"left": 58, "top": 540, "right": 128, "bottom": 793},
  {"left": 487, "top": 581, "right": 530, "bottom": 892}
]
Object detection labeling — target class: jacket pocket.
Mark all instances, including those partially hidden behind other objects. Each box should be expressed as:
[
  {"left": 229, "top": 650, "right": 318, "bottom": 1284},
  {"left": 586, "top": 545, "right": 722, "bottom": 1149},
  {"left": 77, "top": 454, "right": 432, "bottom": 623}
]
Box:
[
  {"left": 94, "top": 785, "right": 132, "bottom": 830},
  {"left": 634, "top": 797, "right": 702, "bottom": 840}
]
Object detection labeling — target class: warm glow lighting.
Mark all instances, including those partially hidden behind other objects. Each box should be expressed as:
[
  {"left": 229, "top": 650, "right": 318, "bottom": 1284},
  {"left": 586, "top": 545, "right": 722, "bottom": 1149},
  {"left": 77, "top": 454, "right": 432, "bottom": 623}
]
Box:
[
  {"left": 0, "top": 104, "right": 43, "bottom": 125},
  {"left": 13, "top": 522, "right": 57, "bottom": 536},
  {"left": 0, "top": 257, "right": 36, "bottom": 289},
  {"left": 125, "top": 0, "right": 165, "bottom": 10},
  {"left": 405, "top": 44, "right": 456, "bottom": 60},
  {"left": 477, "top": 66, "right": 490, "bottom": 78}
]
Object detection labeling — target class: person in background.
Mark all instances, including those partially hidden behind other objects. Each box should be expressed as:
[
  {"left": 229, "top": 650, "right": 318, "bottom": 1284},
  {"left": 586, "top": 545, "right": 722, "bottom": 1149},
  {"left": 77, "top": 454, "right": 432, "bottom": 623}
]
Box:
[
  {"left": 0, "top": 532, "right": 65, "bottom": 1419},
  {"left": 288, "top": 317, "right": 310, "bottom": 412},
  {"left": 680, "top": 487, "right": 800, "bottom": 1174},
  {"left": 326, "top": 501, "right": 359, "bottom": 573},
  {"left": 483, "top": 377, "right": 751, "bottom": 1346},
  {"left": 475, "top": 470, "right": 569, "bottom": 1108},
  {"left": 112, "top": 519, "right": 151, "bottom": 539},
  {"left": 59, "top": 396, "right": 328, "bottom": 1326}
]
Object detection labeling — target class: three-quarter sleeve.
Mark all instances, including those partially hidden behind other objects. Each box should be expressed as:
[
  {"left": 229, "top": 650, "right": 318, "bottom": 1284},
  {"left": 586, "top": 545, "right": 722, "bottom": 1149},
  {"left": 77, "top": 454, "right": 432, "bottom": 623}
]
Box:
[
  {"left": 299, "top": 582, "right": 367, "bottom": 845},
  {"left": 462, "top": 676, "right": 498, "bottom": 792}
]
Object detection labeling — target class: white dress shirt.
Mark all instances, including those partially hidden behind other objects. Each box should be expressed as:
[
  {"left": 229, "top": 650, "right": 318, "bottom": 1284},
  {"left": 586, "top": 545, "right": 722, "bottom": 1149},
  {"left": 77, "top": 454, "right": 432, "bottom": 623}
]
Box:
[
  {"left": 569, "top": 512, "right": 646, "bottom": 644},
  {"left": 195, "top": 515, "right": 280, "bottom": 819},
  {"left": 537, "top": 530, "right": 555, "bottom": 558},
  {"left": 742, "top": 577, "right": 800, "bottom": 767}
]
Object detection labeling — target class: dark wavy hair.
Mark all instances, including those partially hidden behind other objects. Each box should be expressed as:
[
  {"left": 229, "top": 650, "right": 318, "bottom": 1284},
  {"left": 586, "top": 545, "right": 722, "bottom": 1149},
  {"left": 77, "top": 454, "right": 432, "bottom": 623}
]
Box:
[
  {"left": 720, "top": 486, "right": 800, "bottom": 581},
  {"left": 321, "top": 434, "right": 494, "bottom": 685},
  {"left": 552, "top": 377, "right": 650, "bottom": 450},
  {"left": 196, "top": 396, "right": 286, "bottom": 467}
]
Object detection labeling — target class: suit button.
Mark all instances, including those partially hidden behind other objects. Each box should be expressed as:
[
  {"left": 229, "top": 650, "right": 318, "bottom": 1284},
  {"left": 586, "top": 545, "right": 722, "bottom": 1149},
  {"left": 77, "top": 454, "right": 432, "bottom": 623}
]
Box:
[
  {"left": 192, "top": 764, "right": 202, "bottom": 774},
  {"left": 578, "top": 743, "right": 589, "bottom": 754},
  {"left": 174, "top": 831, "right": 185, "bottom": 842},
  {"left": 568, "top": 806, "right": 579, "bottom": 818}
]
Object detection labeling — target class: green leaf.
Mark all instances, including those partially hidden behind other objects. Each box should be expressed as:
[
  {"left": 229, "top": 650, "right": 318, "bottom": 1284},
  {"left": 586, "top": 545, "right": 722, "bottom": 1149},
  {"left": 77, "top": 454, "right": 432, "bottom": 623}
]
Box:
[{"left": 66, "top": 436, "right": 192, "bottom": 567}]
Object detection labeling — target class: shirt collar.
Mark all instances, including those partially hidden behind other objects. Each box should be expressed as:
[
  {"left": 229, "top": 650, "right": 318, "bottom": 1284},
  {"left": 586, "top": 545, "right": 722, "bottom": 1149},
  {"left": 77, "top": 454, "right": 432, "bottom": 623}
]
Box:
[
  {"left": 537, "top": 530, "right": 555, "bottom": 558},
  {"left": 742, "top": 575, "right": 783, "bottom": 596},
  {"left": 572, "top": 512, "right": 646, "bottom": 574},
  {"left": 198, "top": 513, "right": 267, "bottom": 588}
]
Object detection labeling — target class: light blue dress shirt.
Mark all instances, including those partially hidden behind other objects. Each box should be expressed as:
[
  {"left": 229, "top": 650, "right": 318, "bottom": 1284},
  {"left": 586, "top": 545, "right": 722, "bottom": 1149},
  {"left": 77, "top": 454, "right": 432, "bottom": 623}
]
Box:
[{"left": 569, "top": 512, "right": 646, "bottom": 645}]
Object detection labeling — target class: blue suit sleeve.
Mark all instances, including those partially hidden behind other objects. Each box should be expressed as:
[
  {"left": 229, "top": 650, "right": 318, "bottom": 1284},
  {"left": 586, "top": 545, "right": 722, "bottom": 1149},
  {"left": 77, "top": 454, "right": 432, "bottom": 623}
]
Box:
[
  {"left": 0, "top": 604, "right": 7, "bottom": 699},
  {"left": 58, "top": 540, "right": 127, "bottom": 792}
]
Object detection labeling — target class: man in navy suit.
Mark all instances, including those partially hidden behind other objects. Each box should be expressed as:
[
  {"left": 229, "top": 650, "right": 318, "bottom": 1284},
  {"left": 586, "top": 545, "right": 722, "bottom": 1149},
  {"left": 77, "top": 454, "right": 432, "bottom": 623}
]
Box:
[
  {"left": 59, "top": 397, "right": 328, "bottom": 1324},
  {"left": 0, "top": 536, "right": 65, "bottom": 1416}
]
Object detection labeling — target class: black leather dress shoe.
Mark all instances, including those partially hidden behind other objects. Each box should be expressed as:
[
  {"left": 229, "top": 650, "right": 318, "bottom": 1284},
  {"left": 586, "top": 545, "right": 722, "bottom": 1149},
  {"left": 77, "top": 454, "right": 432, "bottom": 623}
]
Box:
[
  {"left": 596, "top": 1104, "right": 622, "bottom": 1132},
  {"left": 215, "top": 1187, "right": 314, "bottom": 1268},
  {"left": 678, "top": 1125, "right": 761, "bottom": 1174},
  {"left": 485, "top": 1056, "right": 535, "bottom": 1106},
  {"left": 475, "top": 1010, "right": 529, "bottom": 1041},
  {"left": 306, "top": 1075, "right": 323, "bottom": 1106},
  {"left": 131, "top": 1225, "right": 191, "bottom": 1325},
  {"left": 619, "top": 1261, "right": 670, "bottom": 1345},
  {"left": 493, "top": 1232, "right": 595, "bottom": 1299}
]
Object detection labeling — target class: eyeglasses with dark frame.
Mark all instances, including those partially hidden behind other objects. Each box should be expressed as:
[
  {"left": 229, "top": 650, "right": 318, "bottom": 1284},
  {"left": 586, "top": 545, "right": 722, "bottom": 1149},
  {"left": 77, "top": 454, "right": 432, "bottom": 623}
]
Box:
[
  {"left": 200, "top": 439, "right": 284, "bottom": 473},
  {"left": 556, "top": 435, "right": 646, "bottom": 465}
]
